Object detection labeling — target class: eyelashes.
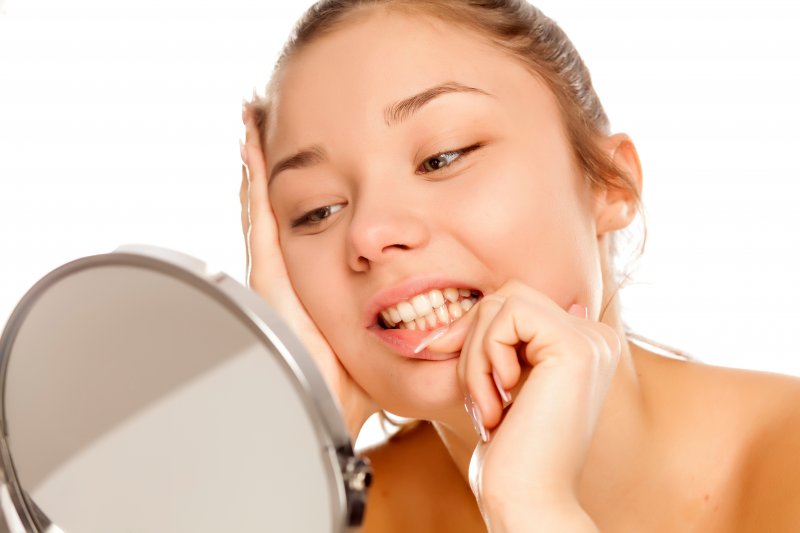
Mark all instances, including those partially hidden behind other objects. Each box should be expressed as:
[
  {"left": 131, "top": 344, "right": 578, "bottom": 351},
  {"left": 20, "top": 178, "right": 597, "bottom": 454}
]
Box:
[
  {"left": 290, "top": 143, "right": 482, "bottom": 229},
  {"left": 290, "top": 203, "right": 345, "bottom": 228},
  {"left": 416, "top": 143, "right": 482, "bottom": 174}
]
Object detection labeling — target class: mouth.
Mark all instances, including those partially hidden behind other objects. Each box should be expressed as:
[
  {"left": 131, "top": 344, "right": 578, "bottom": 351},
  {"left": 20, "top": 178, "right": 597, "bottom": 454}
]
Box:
[{"left": 376, "top": 287, "right": 483, "bottom": 333}]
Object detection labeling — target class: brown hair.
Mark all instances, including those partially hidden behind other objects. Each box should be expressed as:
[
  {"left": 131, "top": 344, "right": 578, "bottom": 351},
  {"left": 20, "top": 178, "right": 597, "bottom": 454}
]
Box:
[{"left": 247, "top": 0, "right": 651, "bottom": 440}]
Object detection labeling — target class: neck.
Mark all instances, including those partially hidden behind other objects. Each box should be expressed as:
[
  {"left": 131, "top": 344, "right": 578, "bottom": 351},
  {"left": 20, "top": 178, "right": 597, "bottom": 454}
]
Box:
[{"left": 430, "top": 293, "right": 652, "bottom": 499}]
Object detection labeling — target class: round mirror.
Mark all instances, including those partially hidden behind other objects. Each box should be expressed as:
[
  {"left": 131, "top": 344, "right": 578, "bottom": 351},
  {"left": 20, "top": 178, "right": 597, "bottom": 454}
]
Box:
[{"left": 0, "top": 245, "right": 370, "bottom": 532}]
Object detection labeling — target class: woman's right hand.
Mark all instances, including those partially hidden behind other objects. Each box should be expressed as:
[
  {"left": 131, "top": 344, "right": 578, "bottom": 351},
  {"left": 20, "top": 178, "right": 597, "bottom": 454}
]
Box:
[{"left": 239, "top": 105, "right": 378, "bottom": 441}]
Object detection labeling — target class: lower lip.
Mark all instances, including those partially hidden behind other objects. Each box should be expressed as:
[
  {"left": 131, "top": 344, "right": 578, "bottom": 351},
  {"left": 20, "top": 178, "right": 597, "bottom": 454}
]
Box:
[{"left": 368, "top": 326, "right": 460, "bottom": 361}]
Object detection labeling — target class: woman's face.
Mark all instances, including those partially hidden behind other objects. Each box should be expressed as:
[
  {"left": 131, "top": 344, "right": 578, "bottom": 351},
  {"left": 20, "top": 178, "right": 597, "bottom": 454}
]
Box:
[{"left": 265, "top": 10, "right": 608, "bottom": 419}]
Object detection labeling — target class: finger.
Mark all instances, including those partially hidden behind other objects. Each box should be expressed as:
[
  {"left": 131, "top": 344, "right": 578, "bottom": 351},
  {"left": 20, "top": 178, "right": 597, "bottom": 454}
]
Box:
[
  {"left": 241, "top": 164, "right": 251, "bottom": 270},
  {"left": 592, "top": 321, "right": 623, "bottom": 364},
  {"left": 580, "top": 322, "right": 622, "bottom": 389},
  {"left": 460, "top": 297, "right": 508, "bottom": 430},
  {"left": 456, "top": 302, "right": 485, "bottom": 387},
  {"left": 240, "top": 163, "right": 249, "bottom": 237},
  {"left": 419, "top": 302, "right": 481, "bottom": 354},
  {"left": 487, "top": 295, "right": 580, "bottom": 404},
  {"left": 242, "top": 105, "right": 291, "bottom": 297},
  {"left": 243, "top": 108, "right": 271, "bottom": 236},
  {"left": 482, "top": 303, "right": 522, "bottom": 406},
  {"left": 563, "top": 299, "right": 622, "bottom": 365}
]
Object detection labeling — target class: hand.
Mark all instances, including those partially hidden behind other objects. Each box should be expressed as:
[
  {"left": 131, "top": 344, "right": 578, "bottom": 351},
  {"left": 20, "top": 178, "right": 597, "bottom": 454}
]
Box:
[
  {"left": 239, "top": 105, "right": 378, "bottom": 441},
  {"left": 423, "top": 280, "right": 621, "bottom": 531}
]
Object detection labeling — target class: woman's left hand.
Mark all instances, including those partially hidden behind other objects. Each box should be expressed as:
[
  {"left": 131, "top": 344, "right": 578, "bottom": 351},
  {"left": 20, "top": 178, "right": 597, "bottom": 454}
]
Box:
[{"left": 422, "top": 280, "right": 622, "bottom": 532}]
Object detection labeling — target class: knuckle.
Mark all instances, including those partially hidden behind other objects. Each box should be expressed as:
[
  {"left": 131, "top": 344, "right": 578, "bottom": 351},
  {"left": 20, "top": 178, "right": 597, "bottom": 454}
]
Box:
[
  {"left": 502, "top": 293, "right": 520, "bottom": 308},
  {"left": 497, "top": 278, "right": 532, "bottom": 298},
  {"left": 482, "top": 334, "right": 502, "bottom": 360},
  {"left": 477, "top": 295, "right": 503, "bottom": 316},
  {"left": 580, "top": 324, "right": 621, "bottom": 368},
  {"left": 505, "top": 294, "right": 533, "bottom": 314},
  {"left": 560, "top": 331, "right": 601, "bottom": 372},
  {"left": 593, "top": 322, "right": 623, "bottom": 358},
  {"left": 504, "top": 278, "right": 524, "bottom": 292}
]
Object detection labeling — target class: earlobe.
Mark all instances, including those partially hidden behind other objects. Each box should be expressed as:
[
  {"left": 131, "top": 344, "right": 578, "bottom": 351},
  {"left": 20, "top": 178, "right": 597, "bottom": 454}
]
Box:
[{"left": 593, "top": 133, "right": 643, "bottom": 235}]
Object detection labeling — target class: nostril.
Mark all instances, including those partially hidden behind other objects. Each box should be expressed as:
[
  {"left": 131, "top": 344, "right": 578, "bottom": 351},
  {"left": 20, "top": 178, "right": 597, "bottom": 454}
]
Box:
[{"left": 382, "top": 243, "right": 411, "bottom": 252}]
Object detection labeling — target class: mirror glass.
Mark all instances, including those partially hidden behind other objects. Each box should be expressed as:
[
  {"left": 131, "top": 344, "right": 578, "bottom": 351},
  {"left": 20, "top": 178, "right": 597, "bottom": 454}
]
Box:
[{"left": 0, "top": 253, "right": 355, "bottom": 532}]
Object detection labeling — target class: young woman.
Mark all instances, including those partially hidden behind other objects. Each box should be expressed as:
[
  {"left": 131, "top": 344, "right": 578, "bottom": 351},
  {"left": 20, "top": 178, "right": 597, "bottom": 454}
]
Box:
[{"left": 239, "top": 1, "right": 800, "bottom": 531}]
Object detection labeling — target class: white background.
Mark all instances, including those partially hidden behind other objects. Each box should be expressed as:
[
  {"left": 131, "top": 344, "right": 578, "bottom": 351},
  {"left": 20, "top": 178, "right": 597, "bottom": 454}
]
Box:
[{"left": 1, "top": 0, "right": 799, "bottom": 384}]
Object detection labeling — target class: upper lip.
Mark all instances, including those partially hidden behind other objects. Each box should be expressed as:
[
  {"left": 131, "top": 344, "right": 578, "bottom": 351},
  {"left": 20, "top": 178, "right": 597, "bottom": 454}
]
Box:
[{"left": 363, "top": 275, "right": 482, "bottom": 327}]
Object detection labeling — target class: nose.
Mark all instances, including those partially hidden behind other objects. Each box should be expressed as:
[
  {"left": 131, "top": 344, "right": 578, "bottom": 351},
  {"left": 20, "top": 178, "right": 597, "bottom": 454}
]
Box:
[{"left": 346, "top": 192, "right": 430, "bottom": 272}]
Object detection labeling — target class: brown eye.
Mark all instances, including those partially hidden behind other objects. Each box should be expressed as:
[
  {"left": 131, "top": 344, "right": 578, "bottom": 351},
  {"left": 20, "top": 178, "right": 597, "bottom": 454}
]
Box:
[
  {"left": 291, "top": 203, "right": 344, "bottom": 228},
  {"left": 417, "top": 143, "right": 481, "bottom": 174},
  {"left": 421, "top": 151, "right": 461, "bottom": 172}
]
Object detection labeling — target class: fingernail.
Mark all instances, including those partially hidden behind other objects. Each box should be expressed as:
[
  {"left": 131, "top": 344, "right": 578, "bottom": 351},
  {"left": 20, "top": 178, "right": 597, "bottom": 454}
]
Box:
[
  {"left": 568, "top": 303, "right": 588, "bottom": 319},
  {"left": 241, "top": 100, "right": 248, "bottom": 124},
  {"left": 413, "top": 326, "right": 449, "bottom": 354},
  {"left": 239, "top": 139, "right": 247, "bottom": 165},
  {"left": 464, "top": 392, "right": 489, "bottom": 443},
  {"left": 492, "top": 369, "right": 512, "bottom": 404}
]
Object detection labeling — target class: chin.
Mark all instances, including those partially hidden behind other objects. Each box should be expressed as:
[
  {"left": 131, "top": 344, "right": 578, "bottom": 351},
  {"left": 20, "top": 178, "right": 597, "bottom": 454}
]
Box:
[{"left": 371, "top": 356, "right": 464, "bottom": 420}]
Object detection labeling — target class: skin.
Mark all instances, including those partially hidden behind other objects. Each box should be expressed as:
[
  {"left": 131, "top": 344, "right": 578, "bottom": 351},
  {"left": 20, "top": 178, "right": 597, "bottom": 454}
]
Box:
[{"left": 240, "top": 7, "right": 800, "bottom": 531}]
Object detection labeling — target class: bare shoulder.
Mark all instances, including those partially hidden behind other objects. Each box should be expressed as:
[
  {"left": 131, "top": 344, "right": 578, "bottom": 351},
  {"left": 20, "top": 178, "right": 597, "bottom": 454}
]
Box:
[
  {"left": 659, "top": 355, "right": 800, "bottom": 531},
  {"left": 359, "top": 421, "right": 485, "bottom": 533},
  {"left": 635, "top": 347, "right": 800, "bottom": 531},
  {"left": 721, "top": 368, "right": 800, "bottom": 531}
]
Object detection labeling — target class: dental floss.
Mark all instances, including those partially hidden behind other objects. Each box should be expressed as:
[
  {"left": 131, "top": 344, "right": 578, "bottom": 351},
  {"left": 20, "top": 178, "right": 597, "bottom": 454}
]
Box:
[{"left": 413, "top": 325, "right": 450, "bottom": 354}]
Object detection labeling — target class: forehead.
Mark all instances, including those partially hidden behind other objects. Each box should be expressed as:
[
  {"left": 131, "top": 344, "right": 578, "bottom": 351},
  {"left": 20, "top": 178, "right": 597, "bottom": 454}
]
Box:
[{"left": 266, "top": 9, "right": 548, "bottom": 146}]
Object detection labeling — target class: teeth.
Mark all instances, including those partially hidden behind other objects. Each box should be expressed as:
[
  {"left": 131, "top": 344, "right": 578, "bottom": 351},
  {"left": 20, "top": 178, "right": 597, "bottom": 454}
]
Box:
[
  {"left": 429, "top": 289, "right": 445, "bottom": 308},
  {"left": 424, "top": 312, "right": 437, "bottom": 327},
  {"left": 410, "top": 294, "right": 433, "bottom": 316},
  {"left": 443, "top": 288, "right": 459, "bottom": 303},
  {"left": 397, "top": 301, "right": 416, "bottom": 323},
  {"left": 378, "top": 287, "right": 481, "bottom": 332},
  {"left": 380, "top": 310, "right": 395, "bottom": 327}
]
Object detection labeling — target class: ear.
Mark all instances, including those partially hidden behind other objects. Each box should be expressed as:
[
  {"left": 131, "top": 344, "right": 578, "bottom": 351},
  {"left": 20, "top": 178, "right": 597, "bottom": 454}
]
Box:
[{"left": 592, "top": 133, "right": 643, "bottom": 236}]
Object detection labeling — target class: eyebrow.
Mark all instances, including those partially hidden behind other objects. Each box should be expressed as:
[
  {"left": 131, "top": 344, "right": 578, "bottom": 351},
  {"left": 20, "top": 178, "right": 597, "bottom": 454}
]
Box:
[
  {"left": 268, "top": 81, "right": 493, "bottom": 184},
  {"left": 269, "top": 145, "right": 327, "bottom": 184},
  {"left": 383, "top": 81, "right": 493, "bottom": 126}
]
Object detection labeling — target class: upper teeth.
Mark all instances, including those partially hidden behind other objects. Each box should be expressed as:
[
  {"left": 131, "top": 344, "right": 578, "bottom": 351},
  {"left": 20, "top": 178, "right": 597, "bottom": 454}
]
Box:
[{"left": 379, "top": 288, "right": 480, "bottom": 331}]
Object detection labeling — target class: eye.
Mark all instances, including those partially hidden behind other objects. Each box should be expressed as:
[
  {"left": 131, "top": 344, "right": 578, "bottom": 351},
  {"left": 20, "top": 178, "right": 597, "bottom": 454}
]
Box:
[
  {"left": 291, "top": 203, "right": 345, "bottom": 228},
  {"left": 417, "top": 143, "right": 481, "bottom": 174}
]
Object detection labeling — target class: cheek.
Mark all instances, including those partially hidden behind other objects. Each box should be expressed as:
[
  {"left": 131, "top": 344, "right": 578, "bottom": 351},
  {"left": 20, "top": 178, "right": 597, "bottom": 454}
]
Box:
[
  {"left": 440, "top": 157, "right": 600, "bottom": 305},
  {"left": 281, "top": 237, "right": 345, "bottom": 325},
  {"left": 280, "top": 236, "right": 370, "bottom": 365}
]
